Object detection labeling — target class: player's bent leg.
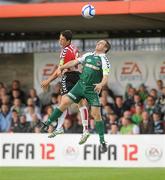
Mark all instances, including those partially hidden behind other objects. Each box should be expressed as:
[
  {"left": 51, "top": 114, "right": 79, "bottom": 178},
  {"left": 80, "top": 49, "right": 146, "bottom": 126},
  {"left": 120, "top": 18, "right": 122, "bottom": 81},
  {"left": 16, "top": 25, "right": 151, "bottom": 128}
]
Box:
[
  {"left": 42, "top": 95, "right": 73, "bottom": 130},
  {"left": 46, "top": 96, "right": 73, "bottom": 137},
  {"left": 48, "top": 110, "right": 67, "bottom": 138},
  {"left": 91, "top": 106, "right": 107, "bottom": 153}
]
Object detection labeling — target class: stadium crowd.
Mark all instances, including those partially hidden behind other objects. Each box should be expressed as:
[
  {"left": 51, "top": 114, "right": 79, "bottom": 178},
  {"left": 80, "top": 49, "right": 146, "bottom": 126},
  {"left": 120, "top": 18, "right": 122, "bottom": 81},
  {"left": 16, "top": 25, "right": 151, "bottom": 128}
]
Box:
[{"left": 0, "top": 79, "right": 165, "bottom": 134}]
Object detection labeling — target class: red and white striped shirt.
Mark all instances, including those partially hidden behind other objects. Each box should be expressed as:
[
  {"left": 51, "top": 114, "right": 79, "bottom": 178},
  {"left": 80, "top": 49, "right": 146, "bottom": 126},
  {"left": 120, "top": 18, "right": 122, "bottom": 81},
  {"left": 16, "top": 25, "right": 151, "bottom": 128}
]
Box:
[{"left": 59, "top": 44, "right": 79, "bottom": 72}]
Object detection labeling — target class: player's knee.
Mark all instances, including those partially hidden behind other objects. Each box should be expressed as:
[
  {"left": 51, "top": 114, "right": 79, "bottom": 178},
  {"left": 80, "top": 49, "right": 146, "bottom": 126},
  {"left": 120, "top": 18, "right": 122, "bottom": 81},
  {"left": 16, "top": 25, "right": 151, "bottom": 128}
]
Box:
[
  {"left": 91, "top": 111, "right": 101, "bottom": 120},
  {"left": 61, "top": 95, "right": 72, "bottom": 107}
]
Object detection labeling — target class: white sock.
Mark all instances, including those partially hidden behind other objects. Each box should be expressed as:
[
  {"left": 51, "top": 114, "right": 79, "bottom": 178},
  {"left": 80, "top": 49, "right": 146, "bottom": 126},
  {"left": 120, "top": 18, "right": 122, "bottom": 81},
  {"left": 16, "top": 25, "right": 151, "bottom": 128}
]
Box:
[
  {"left": 56, "top": 110, "right": 67, "bottom": 130},
  {"left": 79, "top": 106, "right": 89, "bottom": 132}
]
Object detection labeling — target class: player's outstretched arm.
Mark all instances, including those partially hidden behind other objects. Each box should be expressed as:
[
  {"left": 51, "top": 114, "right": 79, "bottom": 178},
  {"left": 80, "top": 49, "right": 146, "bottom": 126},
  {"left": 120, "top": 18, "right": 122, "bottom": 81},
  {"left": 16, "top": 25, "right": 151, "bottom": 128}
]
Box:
[
  {"left": 59, "top": 60, "right": 79, "bottom": 71},
  {"left": 41, "top": 68, "right": 61, "bottom": 90}
]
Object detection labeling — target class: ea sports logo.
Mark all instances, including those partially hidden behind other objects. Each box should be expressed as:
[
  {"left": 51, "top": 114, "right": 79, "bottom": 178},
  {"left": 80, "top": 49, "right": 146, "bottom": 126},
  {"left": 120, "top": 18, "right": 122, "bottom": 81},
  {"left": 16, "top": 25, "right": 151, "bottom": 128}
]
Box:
[
  {"left": 115, "top": 60, "right": 147, "bottom": 88},
  {"left": 145, "top": 145, "right": 163, "bottom": 162}
]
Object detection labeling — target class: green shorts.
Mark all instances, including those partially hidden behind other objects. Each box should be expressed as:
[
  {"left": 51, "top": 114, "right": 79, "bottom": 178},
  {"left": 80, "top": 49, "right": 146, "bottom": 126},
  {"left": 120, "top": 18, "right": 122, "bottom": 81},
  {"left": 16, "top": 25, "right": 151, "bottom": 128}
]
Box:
[{"left": 67, "top": 80, "right": 100, "bottom": 106}]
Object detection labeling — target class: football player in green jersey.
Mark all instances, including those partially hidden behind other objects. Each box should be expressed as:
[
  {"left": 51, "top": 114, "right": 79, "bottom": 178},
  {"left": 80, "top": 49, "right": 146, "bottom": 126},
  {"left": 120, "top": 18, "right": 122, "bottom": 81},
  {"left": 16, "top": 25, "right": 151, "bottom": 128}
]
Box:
[{"left": 42, "top": 39, "right": 111, "bottom": 153}]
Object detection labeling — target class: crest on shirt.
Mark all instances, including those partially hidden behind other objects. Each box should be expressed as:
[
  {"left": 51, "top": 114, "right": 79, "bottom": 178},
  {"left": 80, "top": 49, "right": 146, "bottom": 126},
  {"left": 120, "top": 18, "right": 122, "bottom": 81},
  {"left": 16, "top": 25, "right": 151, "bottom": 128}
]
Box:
[{"left": 86, "top": 58, "right": 92, "bottom": 63}]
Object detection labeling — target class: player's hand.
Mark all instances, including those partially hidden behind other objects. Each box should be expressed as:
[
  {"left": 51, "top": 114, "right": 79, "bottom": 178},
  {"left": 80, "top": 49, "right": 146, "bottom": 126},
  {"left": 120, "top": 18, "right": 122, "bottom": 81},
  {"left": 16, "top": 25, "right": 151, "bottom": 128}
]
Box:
[
  {"left": 41, "top": 80, "right": 50, "bottom": 92},
  {"left": 56, "top": 67, "right": 62, "bottom": 76},
  {"left": 94, "top": 83, "right": 103, "bottom": 94}
]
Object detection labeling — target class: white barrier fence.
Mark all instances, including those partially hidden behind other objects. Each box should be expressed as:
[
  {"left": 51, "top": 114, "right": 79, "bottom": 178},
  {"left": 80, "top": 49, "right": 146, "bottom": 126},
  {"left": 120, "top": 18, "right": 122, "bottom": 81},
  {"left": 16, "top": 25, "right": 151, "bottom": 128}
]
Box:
[{"left": 0, "top": 134, "right": 164, "bottom": 167}]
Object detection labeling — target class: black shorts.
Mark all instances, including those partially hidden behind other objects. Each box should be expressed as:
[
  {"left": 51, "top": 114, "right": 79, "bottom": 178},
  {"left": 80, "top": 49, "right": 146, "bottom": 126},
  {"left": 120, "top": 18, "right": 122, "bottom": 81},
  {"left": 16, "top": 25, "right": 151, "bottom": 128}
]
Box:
[{"left": 61, "top": 71, "right": 80, "bottom": 95}]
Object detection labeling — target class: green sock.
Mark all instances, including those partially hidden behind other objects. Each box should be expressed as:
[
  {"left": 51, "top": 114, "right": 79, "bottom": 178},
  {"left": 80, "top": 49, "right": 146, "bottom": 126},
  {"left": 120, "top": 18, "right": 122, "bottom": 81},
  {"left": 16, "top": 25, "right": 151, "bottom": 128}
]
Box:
[
  {"left": 46, "top": 108, "right": 63, "bottom": 125},
  {"left": 95, "top": 120, "right": 105, "bottom": 143}
]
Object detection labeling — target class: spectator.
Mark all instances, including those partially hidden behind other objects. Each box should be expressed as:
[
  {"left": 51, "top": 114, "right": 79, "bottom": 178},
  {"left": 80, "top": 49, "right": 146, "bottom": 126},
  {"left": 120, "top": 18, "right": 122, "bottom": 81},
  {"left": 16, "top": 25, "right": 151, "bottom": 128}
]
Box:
[
  {"left": 105, "top": 112, "right": 118, "bottom": 132},
  {"left": 131, "top": 105, "right": 143, "bottom": 125},
  {"left": 0, "top": 104, "right": 12, "bottom": 132},
  {"left": 124, "top": 83, "right": 133, "bottom": 100},
  {"left": 24, "top": 97, "right": 41, "bottom": 115},
  {"left": 11, "top": 98, "right": 25, "bottom": 116},
  {"left": 29, "top": 113, "right": 41, "bottom": 132},
  {"left": 112, "top": 96, "right": 129, "bottom": 118},
  {"left": 10, "top": 110, "right": 20, "bottom": 133},
  {"left": 0, "top": 87, "right": 8, "bottom": 106},
  {"left": 124, "top": 87, "right": 136, "bottom": 109},
  {"left": 0, "top": 82, "right": 5, "bottom": 89},
  {"left": 139, "top": 111, "right": 153, "bottom": 134},
  {"left": 28, "top": 88, "right": 41, "bottom": 107},
  {"left": 1, "top": 95, "right": 11, "bottom": 107},
  {"left": 123, "top": 110, "right": 132, "bottom": 119},
  {"left": 34, "top": 126, "right": 41, "bottom": 133},
  {"left": 107, "top": 123, "right": 119, "bottom": 134},
  {"left": 8, "top": 80, "right": 26, "bottom": 104},
  {"left": 156, "top": 80, "right": 164, "bottom": 96},
  {"left": 138, "top": 83, "right": 148, "bottom": 103},
  {"left": 47, "top": 125, "right": 54, "bottom": 134},
  {"left": 63, "top": 116, "right": 75, "bottom": 133},
  {"left": 156, "top": 87, "right": 165, "bottom": 119},
  {"left": 144, "top": 95, "right": 159, "bottom": 117},
  {"left": 149, "top": 88, "right": 158, "bottom": 101},
  {"left": 17, "top": 115, "right": 30, "bottom": 133},
  {"left": 43, "top": 105, "right": 54, "bottom": 122},
  {"left": 120, "top": 117, "right": 140, "bottom": 135},
  {"left": 50, "top": 93, "right": 60, "bottom": 109},
  {"left": 152, "top": 111, "right": 164, "bottom": 134},
  {"left": 100, "top": 86, "right": 115, "bottom": 104},
  {"left": 10, "top": 89, "right": 24, "bottom": 105},
  {"left": 130, "top": 93, "right": 143, "bottom": 113}
]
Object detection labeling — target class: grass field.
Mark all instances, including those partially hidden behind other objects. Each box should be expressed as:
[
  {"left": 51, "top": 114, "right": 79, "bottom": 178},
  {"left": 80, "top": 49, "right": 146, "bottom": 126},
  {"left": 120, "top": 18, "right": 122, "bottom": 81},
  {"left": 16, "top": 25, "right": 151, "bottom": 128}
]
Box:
[{"left": 0, "top": 167, "right": 165, "bottom": 180}]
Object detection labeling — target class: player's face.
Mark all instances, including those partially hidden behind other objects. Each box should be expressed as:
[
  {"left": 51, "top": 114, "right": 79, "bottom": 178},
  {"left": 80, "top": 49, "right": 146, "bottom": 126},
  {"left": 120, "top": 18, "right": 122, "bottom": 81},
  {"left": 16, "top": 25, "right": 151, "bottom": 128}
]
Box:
[
  {"left": 59, "top": 34, "right": 69, "bottom": 48},
  {"left": 95, "top": 40, "right": 107, "bottom": 53}
]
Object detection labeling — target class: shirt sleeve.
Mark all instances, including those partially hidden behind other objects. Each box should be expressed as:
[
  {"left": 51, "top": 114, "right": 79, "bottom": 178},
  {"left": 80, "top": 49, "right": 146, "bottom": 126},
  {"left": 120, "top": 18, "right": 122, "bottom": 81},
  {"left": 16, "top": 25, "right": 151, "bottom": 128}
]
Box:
[{"left": 101, "top": 55, "right": 111, "bottom": 75}]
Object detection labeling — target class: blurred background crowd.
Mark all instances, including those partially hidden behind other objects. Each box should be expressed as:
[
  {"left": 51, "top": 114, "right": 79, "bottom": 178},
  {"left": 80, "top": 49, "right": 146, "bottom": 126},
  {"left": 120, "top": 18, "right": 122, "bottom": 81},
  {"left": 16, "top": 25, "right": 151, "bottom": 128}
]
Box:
[{"left": 0, "top": 79, "right": 165, "bottom": 135}]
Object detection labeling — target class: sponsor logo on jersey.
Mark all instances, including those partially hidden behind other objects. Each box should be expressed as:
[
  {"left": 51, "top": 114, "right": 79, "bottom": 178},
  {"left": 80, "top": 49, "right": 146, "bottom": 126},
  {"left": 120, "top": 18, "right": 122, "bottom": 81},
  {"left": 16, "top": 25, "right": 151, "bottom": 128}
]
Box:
[{"left": 85, "top": 63, "right": 100, "bottom": 70}]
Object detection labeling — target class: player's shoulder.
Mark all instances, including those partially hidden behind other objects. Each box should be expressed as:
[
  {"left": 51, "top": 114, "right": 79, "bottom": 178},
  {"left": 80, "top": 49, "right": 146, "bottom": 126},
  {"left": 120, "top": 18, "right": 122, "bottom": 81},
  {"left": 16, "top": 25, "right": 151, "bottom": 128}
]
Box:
[
  {"left": 65, "top": 44, "right": 78, "bottom": 53},
  {"left": 99, "top": 53, "right": 109, "bottom": 61},
  {"left": 83, "top": 52, "right": 93, "bottom": 57}
]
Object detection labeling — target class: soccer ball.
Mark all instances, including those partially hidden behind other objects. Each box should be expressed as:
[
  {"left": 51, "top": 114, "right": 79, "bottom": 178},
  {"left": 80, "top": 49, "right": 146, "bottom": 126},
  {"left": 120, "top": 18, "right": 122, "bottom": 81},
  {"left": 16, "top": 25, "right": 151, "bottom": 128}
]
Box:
[{"left": 81, "top": 4, "right": 95, "bottom": 19}]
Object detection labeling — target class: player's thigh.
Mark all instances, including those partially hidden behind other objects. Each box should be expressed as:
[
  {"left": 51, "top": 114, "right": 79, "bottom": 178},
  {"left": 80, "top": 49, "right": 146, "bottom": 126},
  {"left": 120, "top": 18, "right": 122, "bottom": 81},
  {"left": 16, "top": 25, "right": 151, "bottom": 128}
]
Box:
[
  {"left": 59, "top": 95, "right": 73, "bottom": 111},
  {"left": 67, "top": 82, "right": 83, "bottom": 104},
  {"left": 91, "top": 106, "right": 102, "bottom": 120},
  {"left": 85, "top": 91, "right": 100, "bottom": 107},
  {"left": 78, "top": 98, "right": 88, "bottom": 108}
]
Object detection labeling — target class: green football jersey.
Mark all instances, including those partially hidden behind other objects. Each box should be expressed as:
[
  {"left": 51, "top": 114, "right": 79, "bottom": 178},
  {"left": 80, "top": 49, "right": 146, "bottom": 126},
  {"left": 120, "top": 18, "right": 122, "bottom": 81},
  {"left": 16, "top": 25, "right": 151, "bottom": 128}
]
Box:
[{"left": 78, "top": 52, "right": 110, "bottom": 86}]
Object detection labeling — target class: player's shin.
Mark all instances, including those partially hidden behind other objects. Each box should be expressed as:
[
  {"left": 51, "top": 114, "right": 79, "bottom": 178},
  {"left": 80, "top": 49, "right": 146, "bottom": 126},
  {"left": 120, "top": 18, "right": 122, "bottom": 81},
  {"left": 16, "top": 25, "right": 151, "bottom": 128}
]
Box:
[
  {"left": 56, "top": 110, "right": 67, "bottom": 130},
  {"left": 79, "top": 106, "right": 89, "bottom": 132},
  {"left": 95, "top": 120, "right": 105, "bottom": 143},
  {"left": 46, "top": 107, "right": 63, "bottom": 125}
]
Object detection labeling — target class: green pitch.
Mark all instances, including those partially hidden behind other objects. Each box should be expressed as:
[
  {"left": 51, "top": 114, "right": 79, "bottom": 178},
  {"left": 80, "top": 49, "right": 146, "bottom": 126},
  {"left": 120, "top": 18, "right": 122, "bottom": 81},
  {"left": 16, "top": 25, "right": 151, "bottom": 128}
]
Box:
[{"left": 0, "top": 167, "right": 165, "bottom": 180}]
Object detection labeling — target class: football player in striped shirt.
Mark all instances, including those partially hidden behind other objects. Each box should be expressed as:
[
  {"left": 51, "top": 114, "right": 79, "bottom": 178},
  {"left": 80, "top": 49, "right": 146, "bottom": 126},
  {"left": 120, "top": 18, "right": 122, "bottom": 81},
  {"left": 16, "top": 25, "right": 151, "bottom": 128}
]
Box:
[{"left": 41, "top": 30, "right": 89, "bottom": 144}]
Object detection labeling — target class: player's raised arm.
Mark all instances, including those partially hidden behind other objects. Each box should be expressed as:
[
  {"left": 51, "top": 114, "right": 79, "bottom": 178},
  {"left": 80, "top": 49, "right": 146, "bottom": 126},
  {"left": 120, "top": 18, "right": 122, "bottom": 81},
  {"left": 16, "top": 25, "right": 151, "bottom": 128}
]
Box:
[{"left": 94, "top": 54, "right": 111, "bottom": 93}]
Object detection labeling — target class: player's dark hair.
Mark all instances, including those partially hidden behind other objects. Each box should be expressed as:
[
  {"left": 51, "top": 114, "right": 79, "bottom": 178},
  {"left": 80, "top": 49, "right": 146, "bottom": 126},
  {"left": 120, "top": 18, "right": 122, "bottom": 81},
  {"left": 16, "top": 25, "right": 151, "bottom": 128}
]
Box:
[
  {"left": 61, "top": 30, "right": 73, "bottom": 42},
  {"left": 104, "top": 39, "right": 111, "bottom": 53}
]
